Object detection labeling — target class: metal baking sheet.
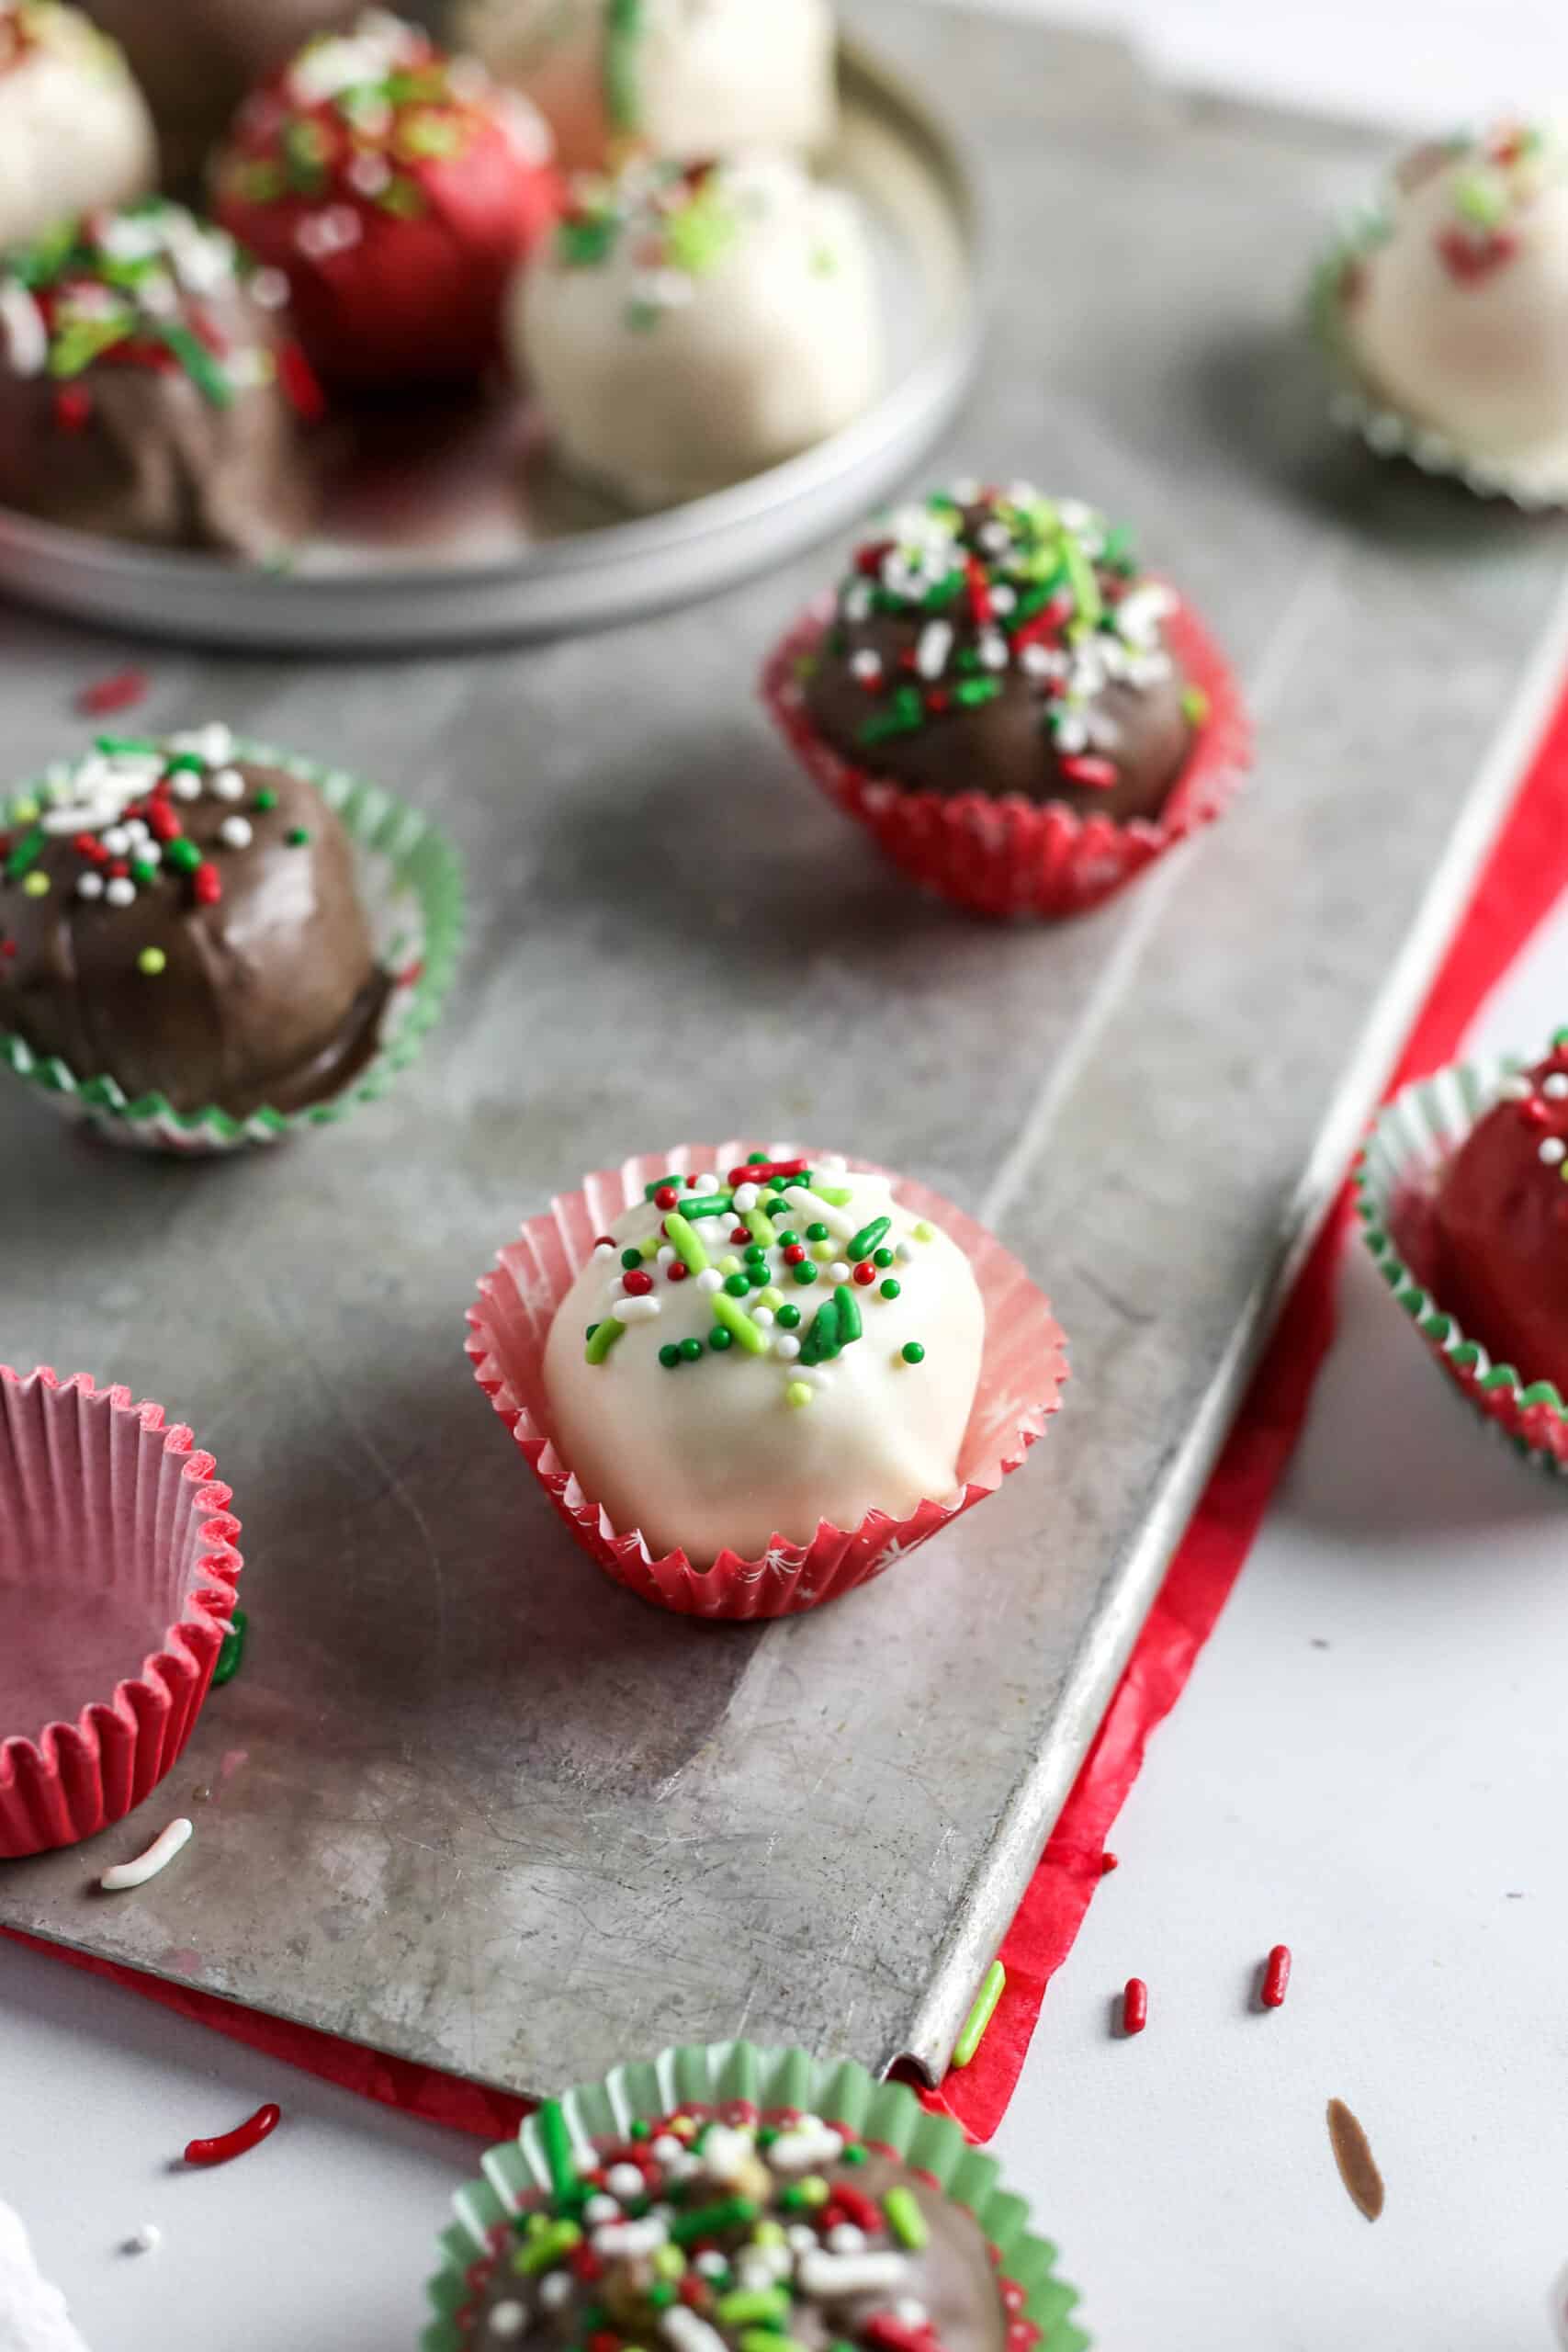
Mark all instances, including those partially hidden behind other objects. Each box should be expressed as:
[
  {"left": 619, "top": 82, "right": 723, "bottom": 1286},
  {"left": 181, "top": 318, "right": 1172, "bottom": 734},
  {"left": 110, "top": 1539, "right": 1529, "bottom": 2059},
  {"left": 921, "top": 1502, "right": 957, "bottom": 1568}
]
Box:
[
  {"left": 0, "top": 36, "right": 979, "bottom": 650},
  {"left": 4, "top": 0, "right": 1568, "bottom": 2101}
]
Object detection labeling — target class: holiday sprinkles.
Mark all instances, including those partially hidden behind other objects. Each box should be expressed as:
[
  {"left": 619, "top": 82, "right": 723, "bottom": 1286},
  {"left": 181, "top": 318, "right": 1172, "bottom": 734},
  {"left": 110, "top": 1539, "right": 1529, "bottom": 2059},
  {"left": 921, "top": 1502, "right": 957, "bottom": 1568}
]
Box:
[{"left": 457, "top": 2098, "right": 1042, "bottom": 2352}]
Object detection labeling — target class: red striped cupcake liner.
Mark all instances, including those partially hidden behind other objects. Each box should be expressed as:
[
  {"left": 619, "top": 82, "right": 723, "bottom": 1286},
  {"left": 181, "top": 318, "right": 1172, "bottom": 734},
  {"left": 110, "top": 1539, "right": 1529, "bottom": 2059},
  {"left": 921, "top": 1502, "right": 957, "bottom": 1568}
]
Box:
[
  {"left": 761, "top": 589, "right": 1250, "bottom": 921},
  {"left": 0, "top": 1366, "right": 243, "bottom": 1858},
  {"left": 465, "top": 1143, "right": 1068, "bottom": 1621}
]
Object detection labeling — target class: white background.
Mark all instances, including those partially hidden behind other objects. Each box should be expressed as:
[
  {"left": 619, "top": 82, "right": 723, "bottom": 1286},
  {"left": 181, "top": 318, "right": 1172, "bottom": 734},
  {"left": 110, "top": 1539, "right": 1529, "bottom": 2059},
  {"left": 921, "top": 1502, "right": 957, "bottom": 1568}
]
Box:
[{"left": 8, "top": 6, "right": 1568, "bottom": 2349}]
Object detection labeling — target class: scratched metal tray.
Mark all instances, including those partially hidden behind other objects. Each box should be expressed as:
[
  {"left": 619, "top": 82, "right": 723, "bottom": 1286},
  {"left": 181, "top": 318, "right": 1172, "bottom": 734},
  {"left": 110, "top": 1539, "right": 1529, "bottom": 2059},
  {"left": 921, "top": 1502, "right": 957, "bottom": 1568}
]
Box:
[
  {"left": 0, "top": 33, "right": 979, "bottom": 650},
  {"left": 3, "top": 1, "right": 1568, "bottom": 2103}
]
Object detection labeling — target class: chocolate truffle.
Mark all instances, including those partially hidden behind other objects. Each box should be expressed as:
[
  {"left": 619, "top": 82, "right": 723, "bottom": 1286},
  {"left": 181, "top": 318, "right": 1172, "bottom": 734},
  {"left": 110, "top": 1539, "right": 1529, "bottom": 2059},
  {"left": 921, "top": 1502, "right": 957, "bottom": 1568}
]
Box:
[
  {"left": 212, "top": 9, "right": 558, "bottom": 392},
  {"left": 0, "top": 199, "right": 314, "bottom": 557},
  {"left": 462, "top": 2099, "right": 1016, "bottom": 2352},
  {"left": 803, "top": 485, "right": 1201, "bottom": 820},
  {"left": 0, "top": 726, "right": 389, "bottom": 1119},
  {"left": 1337, "top": 119, "right": 1568, "bottom": 465},
  {"left": 1430, "top": 1045, "right": 1568, "bottom": 1395},
  {"left": 518, "top": 154, "right": 879, "bottom": 508},
  {"left": 0, "top": 1, "right": 155, "bottom": 249},
  {"left": 542, "top": 1154, "right": 983, "bottom": 1564},
  {"left": 457, "top": 0, "right": 835, "bottom": 175}
]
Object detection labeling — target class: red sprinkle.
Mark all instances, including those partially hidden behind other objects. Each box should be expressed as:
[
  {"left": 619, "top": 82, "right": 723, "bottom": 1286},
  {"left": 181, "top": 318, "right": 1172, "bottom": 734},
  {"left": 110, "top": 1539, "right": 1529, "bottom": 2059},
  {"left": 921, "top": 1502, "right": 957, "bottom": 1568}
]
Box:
[
  {"left": 52, "top": 385, "right": 91, "bottom": 432},
  {"left": 865, "top": 2320, "right": 935, "bottom": 2352},
  {"left": 1121, "top": 1977, "right": 1147, "bottom": 2036},
  {"left": 852, "top": 1261, "right": 876, "bottom": 1286},
  {"left": 569, "top": 2245, "right": 603, "bottom": 2283},
  {"left": 784, "top": 1244, "right": 807, "bottom": 1266},
  {"left": 829, "top": 2183, "right": 881, "bottom": 2233},
  {"left": 278, "top": 339, "right": 327, "bottom": 422},
  {"left": 183, "top": 2100, "right": 280, "bottom": 2167},
  {"left": 592, "top": 1235, "right": 616, "bottom": 1250},
  {"left": 964, "top": 553, "right": 994, "bottom": 627},
  {"left": 75, "top": 668, "right": 149, "bottom": 718},
  {"left": 726, "top": 1156, "right": 808, "bottom": 1187},
  {"left": 654, "top": 1185, "right": 680, "bottom": 1210},
  {"left": 193, "top": 861, "right": 222, "bottom": 906},
  {"left": 1100, "top": 1851, "right": 1119, "bottom": 1875},
  {"left": 729, "top": 1225, "right": 750, "bottom": 1244},
  {"left": 666, "top": 1261, "right": 689, "bottom": 1283},
  {"left": 1261, "top": 1944, "right": 1292, "bottom": 2009},
  {"left": 621, "top": 1269, "right": 653, "bottom": 1296},
  {"left": 1060, "top": 753, "right": 1119, "bottom": 790}
]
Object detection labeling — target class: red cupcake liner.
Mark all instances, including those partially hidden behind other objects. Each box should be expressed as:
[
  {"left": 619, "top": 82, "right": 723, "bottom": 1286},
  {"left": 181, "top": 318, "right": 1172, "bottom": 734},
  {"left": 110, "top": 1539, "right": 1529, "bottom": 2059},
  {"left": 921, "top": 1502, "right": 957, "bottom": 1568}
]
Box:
[
  {"left": 466, "top": 1143, "right": 1068, "bottom": 1621},
  {"left": 761, "top": 589, "right": 1252, "bottom": 921},
  {"left": 0, "top": 1367, "right": 243, "bottom": 1859}
]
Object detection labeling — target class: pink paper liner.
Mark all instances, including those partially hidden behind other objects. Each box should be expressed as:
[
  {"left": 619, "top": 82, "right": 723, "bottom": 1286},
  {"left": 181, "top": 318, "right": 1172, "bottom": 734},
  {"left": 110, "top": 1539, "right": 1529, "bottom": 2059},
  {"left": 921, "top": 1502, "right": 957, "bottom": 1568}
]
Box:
[
  {"left": 761, "top": 588, "right": 1252, "bottom": 921},
  {"left": 465, "top": 1144, "right": 1069, "bottom": 1621},
  {"left": 0, "top": 1367, "right": 243, "bottom": 1859}
]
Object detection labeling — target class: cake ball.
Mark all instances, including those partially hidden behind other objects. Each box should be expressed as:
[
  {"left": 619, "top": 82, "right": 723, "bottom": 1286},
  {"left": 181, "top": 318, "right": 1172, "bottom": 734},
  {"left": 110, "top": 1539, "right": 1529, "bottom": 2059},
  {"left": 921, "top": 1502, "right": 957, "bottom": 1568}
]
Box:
[
  {"left": 0, "top": 1, "right": 155, "bottom": 250},
  {"left": 459, "top": 2095, "right": 1027, "bottom": 2352},
  {"left": 1337, "top": 120, "right": 1568, "bottom": 463},
  {"left": 0, "top": 199, "right": 315, "bottom": 557},
  {"left": 802, "top": 484, "right": 1202, "bottom": 819},
  {"left": 520, "top": 154, "right": 879, "bottom": 506},
  {"left": 457, "top": 0, "right": 836, "bottom": 175},
  {"left": 212, "top": 8, "right": 558, "bottom": 391},
  {"left": 87, "top": 0, "right": 357, "bottom": 186},
  {"left": 1430, "top": 1043, "right": 1568, "bottom": 1395},
  {"left": 0, "top": 727, "right": 390, "bottom": 1119},
  {"left": 542, "top": 1154, "right": 984, "bottom": 1565}
]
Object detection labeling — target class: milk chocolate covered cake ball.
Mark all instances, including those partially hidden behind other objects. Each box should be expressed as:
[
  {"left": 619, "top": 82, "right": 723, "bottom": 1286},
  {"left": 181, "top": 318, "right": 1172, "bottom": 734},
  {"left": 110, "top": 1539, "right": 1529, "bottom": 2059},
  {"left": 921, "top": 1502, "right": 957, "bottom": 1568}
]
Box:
[
  {"left": 803, "top": 485, "right": 1201, "bottom": 819},
  {"left": 0, "top": 199, "right": 314, "bottom": 557},
  {"left": 457, "top": 0, "right": 835, "bottom": 175},
  {"left": 543, "top": 1154, "right": 984, "bottom": 1564},
  {"left": 86, "top": 0, "right": 357, "bottom": 185},
  {"left": 1338, "top": 119, "right": 1568, "bottom": 465},
  {"left": 213, "top": 9, "right": 558, "bottom": 392},
  {"left": 1430, "top": 1043, "right": 1568, "bottom": 1395},
  {"left": 519, "top": 154, "right": 879, "bottom": 507},
  {"left": 0, "top": 1, "right": 155, "bottom": 249},
  {"left": 0, "top": 728, "right": 389, "bottom": 1119}
]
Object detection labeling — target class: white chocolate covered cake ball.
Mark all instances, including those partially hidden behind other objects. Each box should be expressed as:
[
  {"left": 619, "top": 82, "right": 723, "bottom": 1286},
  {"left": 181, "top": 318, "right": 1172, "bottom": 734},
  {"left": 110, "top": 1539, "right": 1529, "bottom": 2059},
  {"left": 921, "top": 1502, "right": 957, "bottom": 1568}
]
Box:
[
  {"left": 518, "top": 153, "right": 881, "bottom": 507},
  {"left": 542, "top": 1152, "right": 985, "bottom": 1564},
  {"left": 0, "top": 3, "right": 155, "bottom": 252},
  {"left": 457, "top": 0, "right": 835, "bottom": 175},
  {"left": 1339, "top": 120, "right": 1568, "bottom": 461}
]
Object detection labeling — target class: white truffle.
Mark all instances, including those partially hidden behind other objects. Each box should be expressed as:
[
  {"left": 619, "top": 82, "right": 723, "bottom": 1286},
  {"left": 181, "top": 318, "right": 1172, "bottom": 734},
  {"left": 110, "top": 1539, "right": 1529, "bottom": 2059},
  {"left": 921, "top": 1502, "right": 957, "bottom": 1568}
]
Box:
[
  {"left": 457, "top": 0, "right": 834, "bottom": 175},
  {"left": 0, "top": 4, "right": 155, "bottom": 253},
  {"left": 542, "top": 1164, "right": 984, "bottom": 1565},
  {"left": 1344, "top": 121, "right": 1568, "bottom": 460},
  {"left": 517, "top": 153, "right": 881, "bottom": 508}
]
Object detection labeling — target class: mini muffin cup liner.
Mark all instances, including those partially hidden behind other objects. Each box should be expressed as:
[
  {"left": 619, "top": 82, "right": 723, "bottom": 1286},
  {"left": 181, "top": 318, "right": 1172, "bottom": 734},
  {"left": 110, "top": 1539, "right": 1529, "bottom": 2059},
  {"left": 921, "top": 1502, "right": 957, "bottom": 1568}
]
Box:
[
  {"left": 760, "top": 591, "right": 1249, "bottom": 922},
  {"left": 423, "top": 2039, "right": 1089, "bottom": 2352},
  {"left": 0, "top": 740, "right": 465, "bottom": 1156},
  {"left": 1355, "top": 1053, "right": 1568, "bottom": 1474},
  {"left": 0, "top": 1366, "right": 243, "bottom": 1859},
  {"left": 466, "top": 1143, "right": 1069, "bottom": 1620},
  {"left": 1311, "top": 217, "right": 1568, "bottom": 509}
]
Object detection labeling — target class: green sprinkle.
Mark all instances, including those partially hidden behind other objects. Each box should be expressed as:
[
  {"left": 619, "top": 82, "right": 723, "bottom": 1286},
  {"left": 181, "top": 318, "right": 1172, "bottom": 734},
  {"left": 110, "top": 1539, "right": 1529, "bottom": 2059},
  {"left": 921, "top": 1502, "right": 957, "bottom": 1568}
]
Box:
[
  {"left": 847, "top": 1215, "right": 890, "bottom": 1263},
  {"left": 621, "top": 1248, "right": 643, "bottom": 1270},
  {"left": 653, "top": 2246, "right": 686, "bottom": 2281},
  {"left": 663, "top": 1212, "right": 710, "bottom": 1276},
  {"left": 900, "top": 1341, "right": 926, "bottom": 1366},
  {"left": 716, "top": 2292, "right": 790, "bottom": 2326},
  {"left": 817, "top": 1184, "right": 854, "bottom": 1207},
  {"left": 130, "top": 857, "right": 159, "bottom": 887},
  {"left": 880, "top": 1278, "right": 901, "bottom": 1300},
  {"left": 841, "top": 2143, "right": 867, "bottom": 2165},
  {"left": 286, "top": 826, "right": 310, "bottom": 846},
  {"left": 779, "top": 2176, "right": 829, "bottom": 2210},
  {"left": 164, "top": 837, "right": 200, "bottom": 875},
  {"left": 747, "top": 1267, "right": 769, "bottom": 1289},
  {"left": 1455, "top": 169, "right": 1508, "bottom": 228},
  {"left": 913, "top": 1221, "right": 935, "bottom": 1241},
  {"left": 757, "top": 1287, "right": 784, "bottom": 1312},
  {"left": 154, "top": 320, "right": 233, "bottom": 407},
  {"left": 253, "top": 786, "right": 279, "bottom": 810},
  {"left": 709, "top": 1327, "right": 733, "bottom": 1351},
  {"left": 629, "top": 2120, "right": 651, "bottom": 2141},
  {"left": 710, "top": 1292, "right": 766, "bottom": 1354},
  {"left": 585, "top": 1317, "right": 626, "bottom": 1364},
  {"left": 1063, "top": 529, "right": 1102, "bottom": 636},
  {"left": 724, "top": 1272, "right": 750, "bottom": 1297},
  {"left": 675, "top": 1193, "right": 735, "bottom": 1222},
  {"left": 679, "top": 1337, "right": 703, "bottom": 1363},
  {"left": 671, "top": 2197, "right": 758, "bottom": 2246},
  {"left": 1180, "top": 684, "right": 1210, "bottom": 727},
  {"left": 775, "top": 1230, "right": 798, "bottom": 1249},
  {"left": 660, "top": 1343, "right": 682, "bottom": 1369},
  {"left": 785, "top": 1382, "right": 813, "bottom": 1410},
  {"left": 953, "top": 678, "right": 1003, "bottom": 708},
  {"left": 793, "top": 1263, "right": 818, "bottom": 1287},
  {"left": 953, "top": 1959, "right": 1007, "bottom": 2069},
  {"left": 833, "top": 1283, "right": 863, "bottom": 1346},
  {"left": 740, "top": 2338, "right": 811, "bottom": 2352},
  {"left": 776, "top": 1304, "right": 802, "bottom": 1329},
  {"left": 806, "top": 1221, "right": 829, "bottom": 1242},
  {"left": 137, "top": 945, "right": 167, "bottom": 975},
  {"left": 4, "top": 824, "right": 44, "bottom": 878},
  {"left": 513, "top": 2219, "right": 581, "bottom": 2275},
  {"left": 8, "top": 795, "right": 39, "bottom": 823},
  {"left": 744, "top": 1208, "right": 778, "bottom": 1250},
  {"left": 648, "top": 2284, "right": 677, "bottom": 2311},
  {"left": 874, "top": 1248, "right": 895, "bottom": 1268},
  {"left": 743, "top": 1243, "right": 766, "bottom": 1263},
  {"left": 883, "top": 2186, "right": 928, "bottom": 2249},
  {"left": 211, "top": 1605, "right": 248, "bottom": 1688},
  {"left": 800, "top": 1298, "right": 840, "bottom": 1367},
  {"left": 20, "top": 871, "right": 48, "bottom": 898},
  {"left": 859, "top": 684, "right": 926, "bottom": 746},
  {"left": 538, "top": 2098, "right": 579, "bottom": 2204}
]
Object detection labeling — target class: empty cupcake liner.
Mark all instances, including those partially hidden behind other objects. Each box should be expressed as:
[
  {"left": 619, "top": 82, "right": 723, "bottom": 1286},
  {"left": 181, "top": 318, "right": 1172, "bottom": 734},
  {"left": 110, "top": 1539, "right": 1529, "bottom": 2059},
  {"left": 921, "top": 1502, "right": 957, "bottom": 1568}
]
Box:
[
  {"left": 423, "top": 2039, "right": 1089, "bottom": 2352},
  {"left": 466, "top": 1142, "right": 1068, "bottom": 1620},
  {"left": 1356, "top": 1053, "right": 1568, "bottom": 1475},
  {"left": 0, "top": 1365, "right": 243, "bottom": 1858},
  {"left": 0, "top": 740, "right": 464, "bottom": 1155},
  {"left": 1311, "top": 219, "right": 1568, "bottom": 509},
  {"left": 761, "top": 591, "right": 1249, "bottom": 922}
]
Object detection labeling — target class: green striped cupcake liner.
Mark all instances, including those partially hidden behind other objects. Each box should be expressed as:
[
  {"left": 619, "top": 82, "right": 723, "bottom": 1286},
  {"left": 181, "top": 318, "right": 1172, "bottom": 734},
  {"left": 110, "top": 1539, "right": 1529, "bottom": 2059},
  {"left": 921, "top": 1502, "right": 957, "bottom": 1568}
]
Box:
[
  {"left": 1355, "top": 1050, "right": 1568, "bottom": 1476},
  {"left": 423, "top": 2041, "right": 1089, "bottom": 2352},
  {"left": 0, "top": 740, "right": 464, "bottom": 1154}
]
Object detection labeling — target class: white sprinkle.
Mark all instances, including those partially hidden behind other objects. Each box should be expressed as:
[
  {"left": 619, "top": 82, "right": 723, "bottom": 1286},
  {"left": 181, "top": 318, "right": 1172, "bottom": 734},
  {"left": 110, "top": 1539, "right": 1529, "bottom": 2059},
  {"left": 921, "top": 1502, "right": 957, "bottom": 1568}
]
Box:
[
  {"left": 827, "top": 1261, "right": 850, "bottom": 1284},
  {"left": 977, "top": 519, "right": 1010, "bottom": 552},
  {"left": 774, "top": 1335, "right": 802, "bottom": 1361},
  {"left": 844, "top": 582, "right": 874, "bottom": 624},
  {"left": 694, "top": 2252, "right": 729, "bottom": 2278},
  {"left": 604, "top": 2162, "right": 646, "bottom": 2200},
  {"left": 0, "top": 277, "right": 47, "bottom": 374},
  {"left": 786, "top": 2224, "right": 818, "bottom": 2253},
  {"left": 915, "top": 620, "right": 953, "bottom": 680},
  {"left": 77, "top": 871, "right": 105, "bottom": 900},
  {"left": 752, "top": 1307, "right": 776, "bottom": 1329},
  {"left": 592, "top": 1241, "right": 616, "bottom": 1261},
  {"left": 611, "top": 1296, "right": 661, "bottom": 1325},
  {"left": 894, "top": 2301, "right": 930, "bottom": 2325},
  {"left": 767, "top": 2119, "right": 843, "bottom": 2174},
  {"left": 538, "top": 2274, "right": 573, "bottom": 2311},
  {"left": 1497, "top": 1074, "right": 1532, "bottom": 1101},
  {"left": 692, "top": 1170, "right": 720, "bottom": 1193},
  {"left": 100, "top": 824, "right": 130, "bottom": 856},
  {"left": 210, "top": 768, "right": 246, "bottom": 802},
  {"left": 219, "top": 816, "right": 253, "bottom": 849},
  {"left": 657, "top": 1246, "right": 677, "bottom": 1268},
  {"left": 1540, "top": 1138, "right": 1565, "bottom": 1165},
  {"left": 100, "top": 1817, "right": 192, "bottom": 1892},
  {"left": 1054, "top": 711, "right": 1089, "bottom": 753},
  {"left": 585, "top": 2193, "right": 619, "bottom": 2223},
  {"left": 1545, "top": 1073, "right": 1568, "bottom": 1100},
  {"left": 989, "top": 583, "right": 1017, "bottom": 614},
  {"left": 849, "top": 650, "right": 882, "bottom": 683},
  {"left": 977, "top": 631, "right": 1009, "bottom": 672},
  {"left": 661, "top": 2310, "right": 728, "bottom": 2352},
  {"left": 105, "top": 877, "right": 136, "bottom": 908},
  {"left": 696, "top": 1268, "right": 723, "bottom": 1294},
  {"left": 347, "top": 150, "right": 394, "bottom": 198},
  {"left": 895, "top": 1239, "right": 914, "bottom": 1261},
  {"left": 696, "top": 2123, "right": 755, "bottom": 2183},
  {"left": 489, "top": 2302, "right": 527, "bottom": 2341},
  {"left": 650, "top": 2135, "right": 685, "bottom": 2162},
  {"left": 167, "top": 722, "right": 233, "bottom": 767},
  {"left": 734, "top": 1183, "right": 761, "bottom": 1213},
  {"left": 827, "top": 2223, "right": 866, "bottom": 2253},
  {"left": 796, "top": 2249, "right": 911, "bottom": 2298},
  {"left": 593, "top": 2217, "right": 668, "bottom": 2258},
  {"left": 171, "top": 773, "right": 203, "bottom": 801},
  {"left": 123, "top": 2222, "right": 162, "bottom": 2256},
  {"left": 781, "top": 1186, "right": 856, "bottom": 1240},
  {"left": 251, "top": 266, "right": 291, "bottom": 311}
]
